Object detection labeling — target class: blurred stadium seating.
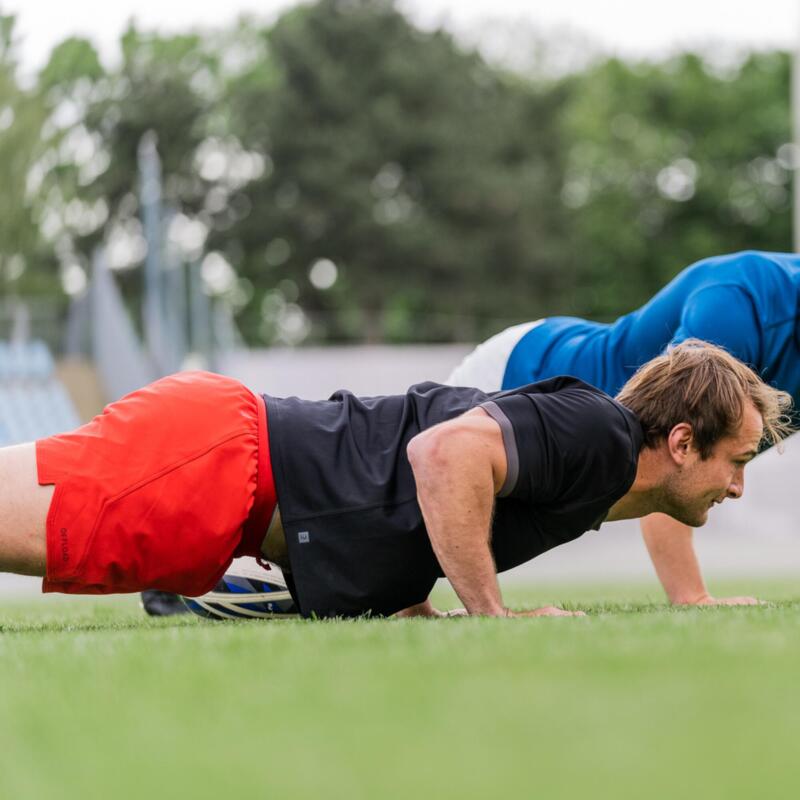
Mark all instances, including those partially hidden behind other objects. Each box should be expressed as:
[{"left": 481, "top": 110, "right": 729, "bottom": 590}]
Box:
[{"left": 0, "top": 340, "right": 81, "bottom": 446}]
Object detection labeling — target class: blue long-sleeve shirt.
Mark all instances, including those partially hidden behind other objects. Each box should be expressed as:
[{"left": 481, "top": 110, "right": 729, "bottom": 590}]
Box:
[{"left": 503, "top": 251, "right": 800, "bottom": 405}]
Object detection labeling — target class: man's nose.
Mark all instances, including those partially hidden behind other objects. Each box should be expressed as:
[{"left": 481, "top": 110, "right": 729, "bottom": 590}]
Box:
[{"left": 727, "top": 470, "right": 744, "bottom": 499}]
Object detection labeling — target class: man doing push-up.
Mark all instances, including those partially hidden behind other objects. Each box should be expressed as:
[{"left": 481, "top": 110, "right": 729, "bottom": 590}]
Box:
[{"left": 0, "top": 340, "right": 790, "bottom": 618}]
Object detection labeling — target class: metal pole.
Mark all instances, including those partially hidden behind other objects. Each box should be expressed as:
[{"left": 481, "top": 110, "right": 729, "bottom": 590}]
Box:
[
  {"left": 189, "top": 258, "right": 212, "bottom": 370},
  {"left": 137, "top": 131, "right": 166, "bottom": 372},
  {"left": 162, "top": 206, "right": 187, "bottom": 372}
]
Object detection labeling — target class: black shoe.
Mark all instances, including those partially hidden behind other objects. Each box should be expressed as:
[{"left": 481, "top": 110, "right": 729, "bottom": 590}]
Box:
[{"left": 141, "top": 590, "right": 190, "bottom": 617}]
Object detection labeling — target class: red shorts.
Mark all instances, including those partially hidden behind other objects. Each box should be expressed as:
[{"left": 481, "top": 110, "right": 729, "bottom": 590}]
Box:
[{"left": 36, "top": 371, "right": 276, "bottom": 596}]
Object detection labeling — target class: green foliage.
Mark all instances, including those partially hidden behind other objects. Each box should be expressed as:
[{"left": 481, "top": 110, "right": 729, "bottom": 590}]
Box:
[
  {"left": 223, "top": 0, "right": 569, "bottom": 342},
  {"left": 557, "top": 52, "right": 793, "bottom": 318},
  {"left": 0, "top": 15, "right": 54, "bottom": 298},
  {"left": 38, "top": 37, "right": 104, "bottom": 89},
  {"left": 4, "top": 0, "right": 797, "bottom": 343}
]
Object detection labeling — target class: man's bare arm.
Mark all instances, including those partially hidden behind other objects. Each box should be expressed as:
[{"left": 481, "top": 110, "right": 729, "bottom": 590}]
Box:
[
  {"left": 640, "top": 513, "right": 760, "bottom": 606},
  {"left": 407, "top": 409, "right": 582, "bottom": 618},
  {"left": 407, "top": 409, "right": 505, "bottom": 615}
]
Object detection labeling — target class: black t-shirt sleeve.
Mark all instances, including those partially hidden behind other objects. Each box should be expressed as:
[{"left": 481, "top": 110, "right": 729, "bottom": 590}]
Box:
[
  {"left": 481, "top": 396, "right": 548, "bottom": 500},
  {"left": 481, "top": 384, "right": 638, "bottom": 505}
]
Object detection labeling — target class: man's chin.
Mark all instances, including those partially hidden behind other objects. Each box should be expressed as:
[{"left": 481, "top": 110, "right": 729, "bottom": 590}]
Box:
[{"left": 671, "top": 508, "right": 708, "bottom": 527}]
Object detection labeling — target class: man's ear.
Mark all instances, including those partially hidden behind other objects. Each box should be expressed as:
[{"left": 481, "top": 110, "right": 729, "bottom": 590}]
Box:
[{"left": 666, "top": 422, "right": 694, "bottom": 465}]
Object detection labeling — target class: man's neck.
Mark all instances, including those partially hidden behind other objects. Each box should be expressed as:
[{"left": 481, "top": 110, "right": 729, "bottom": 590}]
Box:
[{"left": 605, "top": 445, "right": 670, "bottom": 522}]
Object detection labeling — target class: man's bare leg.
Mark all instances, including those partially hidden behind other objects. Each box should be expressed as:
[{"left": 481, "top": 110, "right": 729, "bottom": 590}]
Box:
[
  {"left": 640, "top": 512, "right": 759, "bottom": 605},
  {"left": 0, "top": 443, "right": 50, "bottom": 576}
]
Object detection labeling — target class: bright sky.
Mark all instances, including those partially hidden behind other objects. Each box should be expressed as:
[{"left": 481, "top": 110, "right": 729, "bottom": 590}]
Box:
[{"left": 6, "top": 0, "right": 800, "bottom": 75}]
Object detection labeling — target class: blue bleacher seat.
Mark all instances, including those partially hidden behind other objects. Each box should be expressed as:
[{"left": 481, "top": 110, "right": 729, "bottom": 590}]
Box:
[{"left": 0, "top": 340, "right": 81, "bottom": 446}]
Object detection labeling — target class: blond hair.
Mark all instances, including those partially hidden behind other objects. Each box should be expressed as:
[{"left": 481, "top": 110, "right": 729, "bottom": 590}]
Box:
[{"left": 615, "top": 339, "right": 794, "bottom": 457}]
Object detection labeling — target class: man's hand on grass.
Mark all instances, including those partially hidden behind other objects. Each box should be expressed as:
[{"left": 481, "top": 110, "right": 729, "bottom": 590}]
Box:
[
  {"left": 508, "top": 606, "right": 586, "bottom": 617},
  {"left": 395, "top": 602, "right": 586, "bottom": 618},
  {"left": 394, "top": 600, "right": 473, "bottom": 617},
  {"left": 640, "top": 515, "right": 766, "bottom": 608},
  {"left": 454, "top": 606, "right": 586, "bottom": 617},
  {"left": 679, "top": 593, "right": 764, "bottom": 606},
  {"left": 444, "top": 606, "right": 585, "bottom": 617},
  {"left": 394, "top": 599, "right": 447, "bottom": 617}
]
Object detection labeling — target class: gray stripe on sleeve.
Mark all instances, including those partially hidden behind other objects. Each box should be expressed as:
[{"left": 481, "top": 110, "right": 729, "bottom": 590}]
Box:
[{"left": 480, "top": 401, "right": 519, "bottom": 498}]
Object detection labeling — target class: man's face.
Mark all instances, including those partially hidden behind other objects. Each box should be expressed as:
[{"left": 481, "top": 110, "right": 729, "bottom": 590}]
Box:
[{"left": 662, "top": 401, "right": 763, "bottom": 527}]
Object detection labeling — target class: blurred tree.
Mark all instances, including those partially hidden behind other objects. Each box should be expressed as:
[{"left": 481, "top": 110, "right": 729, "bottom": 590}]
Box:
[
  {"left": 225, "top": 0, "right": 569, "bottom": 343},
  {"left": 30, "top": 35, "right": 107, "bottom": 304},
  {"left": 20, "top": 1, "right": 796, "bottom": 347},
  {"left": 35, "top": 25, "right": 241, "bottom": 328},
  {"left": 0, "top": 14, "right": 54, "bottom": 299},
  {"left": 83, "top": 26, "right": 219, "bottom": 218},
  {"left": 556, "top": 51, "right": 792, "bottom": 319}
]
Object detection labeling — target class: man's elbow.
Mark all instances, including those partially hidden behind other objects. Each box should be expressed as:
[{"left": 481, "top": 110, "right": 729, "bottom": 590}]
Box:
[{"left": 407, "top": 428, "right": 450, "bottom": 476}]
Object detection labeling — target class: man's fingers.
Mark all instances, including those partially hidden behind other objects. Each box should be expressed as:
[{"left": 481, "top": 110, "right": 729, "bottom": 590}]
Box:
[
  {"left": 693, "top": 595, "right": 763, "bottom": 606},
  {"left": 515, "top": 605, "right": 586, "bottom": 617},
  {"left": 711, "top": 595, "right": 763, "bottom": 606},
  {"left": 443, "top": 607, "right": 585, "bottom": 618}
]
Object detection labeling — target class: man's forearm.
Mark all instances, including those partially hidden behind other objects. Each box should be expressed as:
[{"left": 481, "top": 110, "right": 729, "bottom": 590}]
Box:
[
  {"left": 640, "top": 513, "right": 761, "bottom": 606},
  {"left": 408, "top": 423, "right": 507, "bottom": 616},
  {"left": 640, "top": 513, "right": 709, "bottom": 603},
  {"left": 426, "top": 531, "right": 505, "bottom": 616},
  {"left": 414, "top": 473, "right": 505, "bottom": 615}
]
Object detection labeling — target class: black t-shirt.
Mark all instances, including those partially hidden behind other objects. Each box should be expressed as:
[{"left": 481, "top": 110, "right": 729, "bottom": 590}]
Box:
[{"left": 264, "top": 377, "right": 643, "bottom": 618}]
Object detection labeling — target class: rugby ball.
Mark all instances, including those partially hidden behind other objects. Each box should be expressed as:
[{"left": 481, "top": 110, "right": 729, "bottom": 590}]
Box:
[{"left": 180, "top": 557, "right": 298, "bottom": 620}]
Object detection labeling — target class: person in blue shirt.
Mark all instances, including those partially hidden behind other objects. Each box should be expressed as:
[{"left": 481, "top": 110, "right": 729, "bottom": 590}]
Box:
[{"left": 447, "top": 250, "right": 800, "bottom": 606}]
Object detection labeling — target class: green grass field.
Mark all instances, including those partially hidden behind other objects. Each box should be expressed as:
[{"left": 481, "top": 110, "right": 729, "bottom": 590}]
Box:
[{"left": 1, "top": 580, "right": 798, "bottom": 800}]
